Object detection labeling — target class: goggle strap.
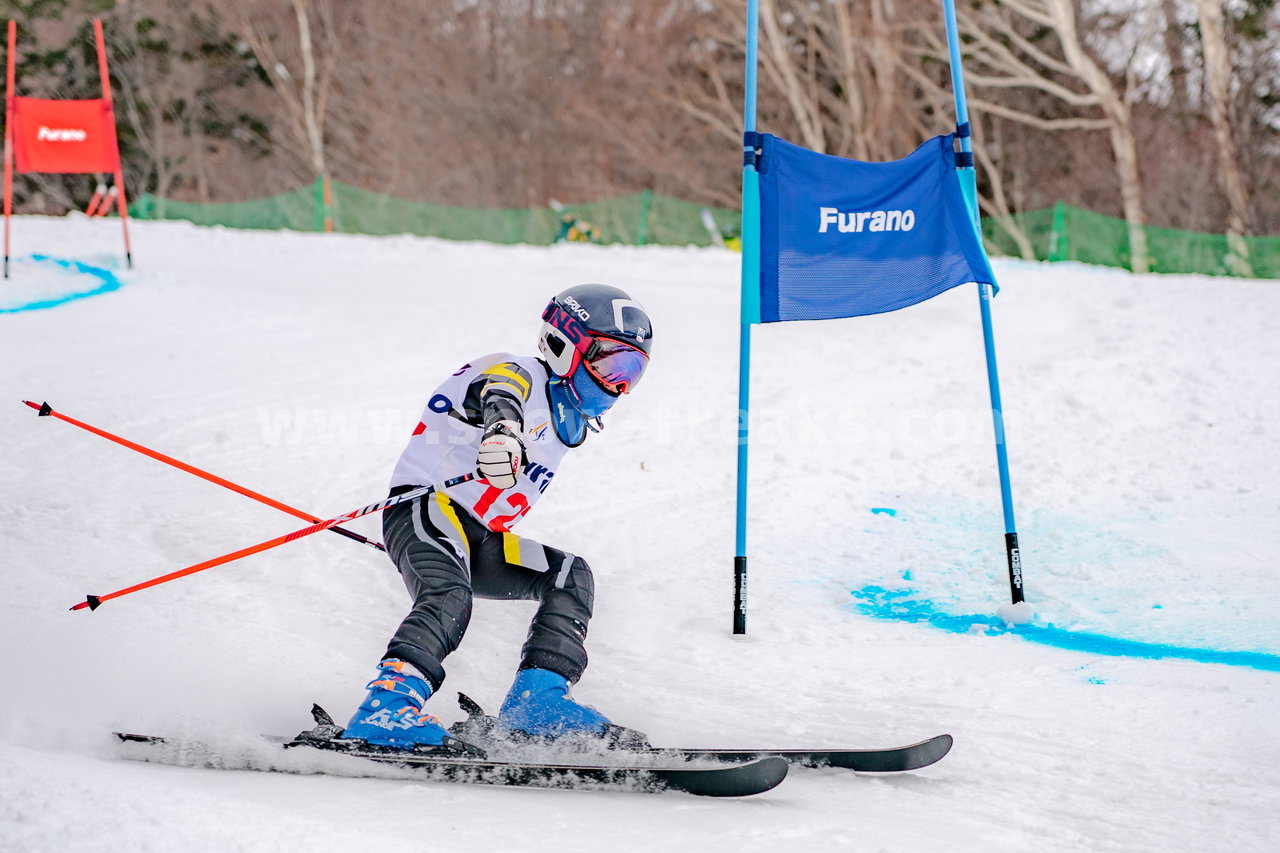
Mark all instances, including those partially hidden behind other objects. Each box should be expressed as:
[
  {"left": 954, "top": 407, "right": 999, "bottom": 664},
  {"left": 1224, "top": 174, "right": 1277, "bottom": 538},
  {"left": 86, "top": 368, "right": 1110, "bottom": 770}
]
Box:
[{"left": 545, "top": 299, "right": 596, "bottom": 357}]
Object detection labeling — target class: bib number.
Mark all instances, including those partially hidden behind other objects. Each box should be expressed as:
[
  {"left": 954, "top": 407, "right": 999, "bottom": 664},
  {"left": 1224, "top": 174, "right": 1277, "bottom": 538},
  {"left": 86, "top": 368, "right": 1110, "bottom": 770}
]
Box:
[{"left": 473, "top": 485, "right": 532, "bottom": 532}]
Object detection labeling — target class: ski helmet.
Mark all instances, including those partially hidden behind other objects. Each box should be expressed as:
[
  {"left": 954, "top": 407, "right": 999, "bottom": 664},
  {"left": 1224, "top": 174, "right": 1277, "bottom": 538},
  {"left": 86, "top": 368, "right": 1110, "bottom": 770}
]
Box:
[{"left": 538, "top": 283, "right": 653, "bottom": 417}]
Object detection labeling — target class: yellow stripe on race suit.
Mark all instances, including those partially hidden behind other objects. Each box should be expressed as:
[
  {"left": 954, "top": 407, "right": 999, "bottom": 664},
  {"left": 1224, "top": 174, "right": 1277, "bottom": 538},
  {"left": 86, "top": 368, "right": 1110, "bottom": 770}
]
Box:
[
  {"left": 500, "top": 533, "right": 551, "bottom": 572},
  {"left": 482, "top": 365, "right": 531, "bottom": 399},
  {"left": 482, "top": 380, "right": 527, "bottom": 400},
  {"left": 502, "top": 532, "right": 521, "bottom": 566},
  {"left": 434, "top": 492, "right": 471, "bottom": 560}
]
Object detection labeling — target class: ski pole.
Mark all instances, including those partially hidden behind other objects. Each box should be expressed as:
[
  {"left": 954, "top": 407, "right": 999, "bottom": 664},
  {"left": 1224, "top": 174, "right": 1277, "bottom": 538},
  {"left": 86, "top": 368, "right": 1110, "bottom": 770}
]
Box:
[
  {"left": 22, "top": 400, "right": 385, "bottom": 553},
  {"left": 69, "top": 473, "right": 476, "bottom": 612}
]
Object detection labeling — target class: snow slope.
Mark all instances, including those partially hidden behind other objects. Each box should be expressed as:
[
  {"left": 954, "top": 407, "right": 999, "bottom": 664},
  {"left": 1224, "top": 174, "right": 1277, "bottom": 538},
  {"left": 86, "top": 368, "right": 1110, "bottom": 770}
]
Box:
[{"left": 2, "top": 215, "right": 1277, "bottom": 852}]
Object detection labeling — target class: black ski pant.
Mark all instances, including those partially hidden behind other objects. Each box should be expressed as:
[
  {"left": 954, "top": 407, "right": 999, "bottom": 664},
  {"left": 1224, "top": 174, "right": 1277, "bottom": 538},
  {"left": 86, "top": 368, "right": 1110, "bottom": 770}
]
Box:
[{"left": 380, "top": 487, "right": 594, "bottom": 692}]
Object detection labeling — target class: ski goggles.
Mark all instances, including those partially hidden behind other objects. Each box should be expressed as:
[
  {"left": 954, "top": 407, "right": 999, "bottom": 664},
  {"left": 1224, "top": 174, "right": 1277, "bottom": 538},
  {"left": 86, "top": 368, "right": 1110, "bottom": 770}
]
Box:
[{"left": 542, "top": 301, "right": 649, "bottom": 395}]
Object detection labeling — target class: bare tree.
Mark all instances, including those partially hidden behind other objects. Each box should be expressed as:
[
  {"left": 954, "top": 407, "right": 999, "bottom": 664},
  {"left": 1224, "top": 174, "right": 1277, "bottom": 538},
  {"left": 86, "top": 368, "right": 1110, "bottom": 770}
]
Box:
[
  {"left": 757, "top": 0, "right": 826, "bottom": 151},
  {"left": 1194, "top": 0, "right": 1253, "bottom": 273},
  {"left": 12, "top": 0, "right": 1279, "bottom": 246},
  {"left": 1160, "top": 0, "right": 1194, "bottom": 110},
  {"left": 678, "top": 0, "right": 937, "bottom": 161},
  {"left": 292, "top": 0, "right": 326, "bottom": 180},
  {"left": 972, "top": 111, "right": 1038, "bottom": 260},
  {"left": 932, "top": 0, "right": 1151, "bottom": 272},
  {"left": 777, "top": 0, "right": 931, "bottom": 160},
  {"left": 108, "top": 4, "right": 199, "bottom": 207},
  {"left": 225, "top": 0, "right": 336, "bottom": 188}
]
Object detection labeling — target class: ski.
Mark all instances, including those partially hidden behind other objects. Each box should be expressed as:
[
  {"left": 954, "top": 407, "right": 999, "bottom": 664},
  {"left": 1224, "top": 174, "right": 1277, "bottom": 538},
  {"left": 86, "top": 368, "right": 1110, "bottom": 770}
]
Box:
[
  {"left": 112, "top": 705, "right": 788, "bottom": 798},
  {"left": 451, "top": 692, "right": 953, "bottom": 773},
  {"left": 644, "top": 735, "right": 953, "bottom": 772}
]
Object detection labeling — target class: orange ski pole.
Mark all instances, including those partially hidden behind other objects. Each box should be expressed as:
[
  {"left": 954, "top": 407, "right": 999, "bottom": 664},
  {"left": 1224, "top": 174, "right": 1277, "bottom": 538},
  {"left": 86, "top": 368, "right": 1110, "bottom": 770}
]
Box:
[
  {"left": 69, "top": 473, "right": 475, "bottom": 611},
  {"left": 24, "top": 400, "right": 384, "bottom": 553}
]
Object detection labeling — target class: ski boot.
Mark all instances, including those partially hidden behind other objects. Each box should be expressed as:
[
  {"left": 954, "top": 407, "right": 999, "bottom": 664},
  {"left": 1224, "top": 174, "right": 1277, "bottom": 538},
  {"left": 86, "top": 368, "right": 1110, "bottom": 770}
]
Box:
[
  {"left": 343, "top": 659, "right": 451, "bottom": 749},
  {"left": 498, "top": 668, "right": 646, "bottom": 747}
]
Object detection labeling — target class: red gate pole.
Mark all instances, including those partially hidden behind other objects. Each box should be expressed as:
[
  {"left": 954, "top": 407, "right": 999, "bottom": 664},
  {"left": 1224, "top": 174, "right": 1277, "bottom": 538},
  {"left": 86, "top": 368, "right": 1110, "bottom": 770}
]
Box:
[
  {"left": 93, "top": 19, "right": 131, "bottom": 269},
  {"left": 4, "top": 20, "right": 17, "bottom": 279}
]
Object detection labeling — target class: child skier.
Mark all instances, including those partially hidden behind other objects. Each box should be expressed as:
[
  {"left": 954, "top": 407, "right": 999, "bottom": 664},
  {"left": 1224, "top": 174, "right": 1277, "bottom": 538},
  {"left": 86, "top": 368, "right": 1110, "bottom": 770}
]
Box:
[{"left": 343, "top": 283, "right": 653, "bottom": 750}]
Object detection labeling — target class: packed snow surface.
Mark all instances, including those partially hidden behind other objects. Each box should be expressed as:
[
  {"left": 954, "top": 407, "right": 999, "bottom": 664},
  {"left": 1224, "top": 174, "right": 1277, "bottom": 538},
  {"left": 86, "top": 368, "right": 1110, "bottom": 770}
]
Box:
[{"left": 2, "top": 216, "right": 1277, "bottom": 852}]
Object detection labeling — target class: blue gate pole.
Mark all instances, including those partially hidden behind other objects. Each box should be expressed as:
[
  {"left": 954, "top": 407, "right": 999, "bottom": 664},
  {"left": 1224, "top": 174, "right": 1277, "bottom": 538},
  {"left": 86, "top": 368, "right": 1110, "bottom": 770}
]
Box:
[
  {"left": 942, "top": 0, "right": 1024, "bottom": 604},
  {"left": 733, "top": 0, "right": 762, "bottom": 634}
]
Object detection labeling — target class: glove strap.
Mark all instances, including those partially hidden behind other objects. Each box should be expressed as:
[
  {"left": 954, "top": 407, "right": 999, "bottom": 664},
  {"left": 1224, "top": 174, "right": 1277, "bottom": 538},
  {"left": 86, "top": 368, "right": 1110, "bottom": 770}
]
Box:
[{"left": 485, "top": 421, "right": 523, "bottom": 442}]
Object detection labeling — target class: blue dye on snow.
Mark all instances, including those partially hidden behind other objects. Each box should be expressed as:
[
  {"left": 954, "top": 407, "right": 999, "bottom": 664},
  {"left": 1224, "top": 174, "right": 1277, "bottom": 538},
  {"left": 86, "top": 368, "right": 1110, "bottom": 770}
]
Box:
[
  {"left": 0, "top": 255, "right": 123, "bottom": 313},
  {"left": 850, "top": 585, "right": 1280, "bottom": 673},
  {"left": 870, "top": 507, "right": 898, "bottom": 517}
]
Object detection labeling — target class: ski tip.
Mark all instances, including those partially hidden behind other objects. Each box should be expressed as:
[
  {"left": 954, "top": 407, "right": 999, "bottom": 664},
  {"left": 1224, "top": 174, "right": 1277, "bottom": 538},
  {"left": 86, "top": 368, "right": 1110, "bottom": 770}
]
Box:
[
  {"left": 744, "top": 755, "right": 790, "bottom": 791},
  {"left": 760, "top": 755, "right": 790, "bottom": 788},
  {"left": 667, "top": 755, "right": 789, "bottom": 797},
  {"left": 910, "top": 733, "right": 954, "bottom": 770}
]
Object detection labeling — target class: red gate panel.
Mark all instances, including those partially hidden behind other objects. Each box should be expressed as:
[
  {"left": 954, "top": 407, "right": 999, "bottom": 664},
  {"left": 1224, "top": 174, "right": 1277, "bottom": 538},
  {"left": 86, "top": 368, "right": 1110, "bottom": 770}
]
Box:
[{"left": 11, "top": 97, "right": 121, "bottom": 174}]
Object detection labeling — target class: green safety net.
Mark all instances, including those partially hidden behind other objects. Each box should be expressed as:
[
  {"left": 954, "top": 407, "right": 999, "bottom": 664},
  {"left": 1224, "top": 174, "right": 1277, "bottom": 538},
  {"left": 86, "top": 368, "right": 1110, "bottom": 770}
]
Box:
[
  {"left": 133, "top": 178, "right": 739, "bottom": 249},
  {"left": 982, "top": 202, "right": 1280, "bottom": 279},
  {"left": 134, "top": 182, "right": 1277, "bottom": 278},
  {"left": 133, "top": 184, "right": 318, "bottom": 232}
]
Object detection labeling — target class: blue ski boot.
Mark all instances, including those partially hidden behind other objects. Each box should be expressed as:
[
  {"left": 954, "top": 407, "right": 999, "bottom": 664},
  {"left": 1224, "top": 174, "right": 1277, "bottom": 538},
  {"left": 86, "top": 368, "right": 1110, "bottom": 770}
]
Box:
[
  {"left": 497, "top": 668, "right": 611, "bottom": 739},
  {"left": 343, "top": 659, "right": 450, "bottom": 749}
]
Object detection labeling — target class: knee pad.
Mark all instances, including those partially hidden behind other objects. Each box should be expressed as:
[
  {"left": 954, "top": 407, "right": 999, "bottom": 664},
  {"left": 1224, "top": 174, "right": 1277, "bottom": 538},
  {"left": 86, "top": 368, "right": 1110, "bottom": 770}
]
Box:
[{"left": 553, "top": 554, "right": 594, "bottom": 616}]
